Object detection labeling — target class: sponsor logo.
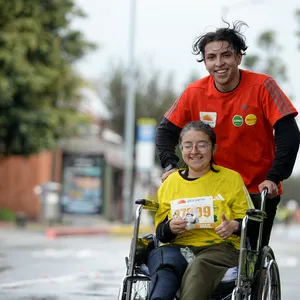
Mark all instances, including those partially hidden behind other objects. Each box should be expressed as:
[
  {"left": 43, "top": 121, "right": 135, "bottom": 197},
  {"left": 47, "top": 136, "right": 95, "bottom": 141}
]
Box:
[
  {"left": 213, "top": 194, "right": 225, "bottom": 201},
  {"left": 245, "top": 114, "right": 257, "bottom": 126},
  {"left": 177, "top": 199, "right": 186, "bottom": 204},
  {"left": 200, "top": 112, "right": 217, "bottom": 128},
  {"left": 232, "top": 115, "right": 243, "bottom": 127}
]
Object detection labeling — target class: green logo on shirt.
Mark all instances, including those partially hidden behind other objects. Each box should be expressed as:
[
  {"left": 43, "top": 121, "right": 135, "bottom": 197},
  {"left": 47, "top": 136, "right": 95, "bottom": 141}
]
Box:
[{"left": 232, "top": 115, "right": 243, "bottom": 127}]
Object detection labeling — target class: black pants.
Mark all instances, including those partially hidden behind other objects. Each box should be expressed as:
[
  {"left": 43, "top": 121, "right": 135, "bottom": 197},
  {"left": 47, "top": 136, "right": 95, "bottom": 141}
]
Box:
[{"left": 247, "top": 193, "right": 280, "bottom": 249}]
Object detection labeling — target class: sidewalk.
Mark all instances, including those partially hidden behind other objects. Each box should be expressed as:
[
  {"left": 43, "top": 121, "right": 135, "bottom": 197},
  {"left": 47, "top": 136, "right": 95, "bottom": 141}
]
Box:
[{"left": 0, "top": 214, "right": 155, "bottom": 239}]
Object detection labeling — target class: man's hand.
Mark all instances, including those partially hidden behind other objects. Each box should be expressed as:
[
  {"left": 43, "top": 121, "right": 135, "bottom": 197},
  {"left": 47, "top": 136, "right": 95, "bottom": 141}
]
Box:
[
  {"left": 215, "top": 213, "right": 238, "bottom": 239},
  {"left": 161, "top": 168, "right": 177, "bottom": 182},
  {"left": 169, "top": 218, "right": 188, "bottom": 234},
  {"left": 258, "top": 180, "right": 278, "bottom": 198}
]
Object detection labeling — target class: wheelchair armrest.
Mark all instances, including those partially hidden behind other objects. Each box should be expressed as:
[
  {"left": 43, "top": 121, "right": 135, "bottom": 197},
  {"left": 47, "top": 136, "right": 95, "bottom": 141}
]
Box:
[
  {"left": 246, "top": 209, "right": 267, "bottom": 222},
  {"left": 135, "top": 199, "right": 159, "bottom": 211}
]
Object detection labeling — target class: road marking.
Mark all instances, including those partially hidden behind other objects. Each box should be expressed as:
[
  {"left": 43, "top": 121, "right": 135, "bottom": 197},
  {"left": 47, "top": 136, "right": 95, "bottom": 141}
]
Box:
[
  {"left": 0, "top": 270, "right": 123, "bottom": 290},
  {"left": 0, "top": 272, "right": 93, "bottom": 289},
  {"left": 31, "top": 248, "right": 109, "bottom": 259}
]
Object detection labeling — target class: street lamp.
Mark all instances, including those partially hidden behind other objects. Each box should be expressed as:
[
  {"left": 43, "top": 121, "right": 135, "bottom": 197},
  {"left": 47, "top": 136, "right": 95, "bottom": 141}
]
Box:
[{"left": 123, "top": 0, "right": 137, "bottom": 224}]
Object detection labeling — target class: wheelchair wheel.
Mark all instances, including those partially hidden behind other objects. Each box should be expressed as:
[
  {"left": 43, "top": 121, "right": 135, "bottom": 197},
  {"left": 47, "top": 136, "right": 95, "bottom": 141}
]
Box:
[
  {"left": 119, "top": 275, "right": 150, "bottom": 300},
  {"left": 251, "top": 246, "right": 281, "bottom": 300}
]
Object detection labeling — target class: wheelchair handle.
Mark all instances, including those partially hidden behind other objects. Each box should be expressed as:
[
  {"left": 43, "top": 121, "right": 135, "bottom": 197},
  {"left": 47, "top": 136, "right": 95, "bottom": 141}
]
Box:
[
  {"left": 135, "top": 199, "right": 159, "bottom": 210},
  {"left": 260, "top": 187, "right": 268, "bottom": 212},
  {"left": 252, "top": 187, "right": 269, "bottom": 253},
  {"left": 246, "top": 209, "right": 267, "bottom": 221}
]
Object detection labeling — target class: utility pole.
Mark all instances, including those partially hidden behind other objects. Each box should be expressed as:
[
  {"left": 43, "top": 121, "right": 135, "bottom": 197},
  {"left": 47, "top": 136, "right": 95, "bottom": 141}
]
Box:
[{"left": 123, "top": 0, "right": 137, "bottom": 224}]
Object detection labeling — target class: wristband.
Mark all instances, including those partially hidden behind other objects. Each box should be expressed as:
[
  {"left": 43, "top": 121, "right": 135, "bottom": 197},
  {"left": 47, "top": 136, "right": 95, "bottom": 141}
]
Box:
[{"left": 164, "top": 163, "right": 179, "bottom": 173}]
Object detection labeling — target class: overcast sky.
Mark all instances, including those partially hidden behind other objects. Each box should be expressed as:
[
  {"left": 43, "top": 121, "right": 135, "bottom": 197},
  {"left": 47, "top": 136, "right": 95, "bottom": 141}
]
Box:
[{"left": 73, "top": 0, "right": 300, "bottom": 175}]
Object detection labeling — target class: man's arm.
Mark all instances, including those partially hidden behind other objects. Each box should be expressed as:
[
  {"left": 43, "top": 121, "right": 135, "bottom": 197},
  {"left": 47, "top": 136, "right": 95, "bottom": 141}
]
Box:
[
  {"left": 155, "top": 117, "right": 182, "bottom": 168},
  {"left": 266, "top": 114, "right": 300, "bottom": 184}
]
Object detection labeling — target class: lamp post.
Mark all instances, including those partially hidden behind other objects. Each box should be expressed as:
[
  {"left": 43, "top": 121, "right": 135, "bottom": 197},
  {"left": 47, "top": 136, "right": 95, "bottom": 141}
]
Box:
[{"left": 123, "top": 0, "right": 137, "bottom": 224}]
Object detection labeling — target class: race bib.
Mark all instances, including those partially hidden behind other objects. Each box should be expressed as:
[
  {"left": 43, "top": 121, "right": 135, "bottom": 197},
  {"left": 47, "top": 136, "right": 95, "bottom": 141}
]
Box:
[{"left": 171, "top": 196, "right": 214, "bottom": 229}]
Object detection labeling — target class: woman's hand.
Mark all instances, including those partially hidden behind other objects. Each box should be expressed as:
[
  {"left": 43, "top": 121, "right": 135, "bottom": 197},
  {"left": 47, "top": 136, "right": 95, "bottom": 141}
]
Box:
[
  {"left": 169, "top": 218, "right": 189, "bottom": 234},
  {"left": 215, "top": 213, "right": 239, "bottom": 239}
]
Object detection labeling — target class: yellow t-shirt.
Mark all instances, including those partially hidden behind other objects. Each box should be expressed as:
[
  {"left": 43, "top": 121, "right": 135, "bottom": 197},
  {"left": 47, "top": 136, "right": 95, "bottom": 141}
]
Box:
[{"left": 156, "top": 166, "right": 254, "bottom": 250}]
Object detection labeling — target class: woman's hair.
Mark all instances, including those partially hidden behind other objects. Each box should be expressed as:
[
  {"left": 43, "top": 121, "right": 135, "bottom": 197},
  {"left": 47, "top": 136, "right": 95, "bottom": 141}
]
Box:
[
  {"left": 179, "top": 121, "right": 219, "bottom": 172},
  {"left": 192, "top": 20, "right": 248, "bottom": 62}
]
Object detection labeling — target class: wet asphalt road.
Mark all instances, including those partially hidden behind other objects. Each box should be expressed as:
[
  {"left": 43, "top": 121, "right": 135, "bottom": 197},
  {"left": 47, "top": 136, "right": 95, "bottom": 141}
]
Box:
[
  {"left": 0, "top": 224, "right": 300, "bottom": 300},
  {"left": 0, "top": 231, "right": 129, "bottom": 300}
]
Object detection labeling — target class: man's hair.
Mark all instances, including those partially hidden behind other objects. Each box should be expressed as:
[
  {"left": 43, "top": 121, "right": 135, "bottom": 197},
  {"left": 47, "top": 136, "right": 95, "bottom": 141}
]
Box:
[{"left": 192, "top": 20, "right": 248, "bottom": 62}]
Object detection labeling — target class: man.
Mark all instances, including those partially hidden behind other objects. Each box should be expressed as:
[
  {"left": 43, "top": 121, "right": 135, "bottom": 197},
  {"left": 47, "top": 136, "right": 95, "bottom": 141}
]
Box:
[{"left": 155, "top": 20, "right": 300, "bottom": 248}]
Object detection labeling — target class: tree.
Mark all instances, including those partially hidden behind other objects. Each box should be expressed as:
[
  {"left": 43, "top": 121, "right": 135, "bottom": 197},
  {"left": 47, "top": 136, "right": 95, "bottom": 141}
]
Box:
[
  {"left": 0, "top": 0, "right": 95, "bottom": 155},
  {"left": 103, "top": 63, "right": 177, "bottom": 137},
  {"left": 102, "top": 63, "right": 127, "bottom": 136},
  {"left": 183, "top": 71, "right": 201, "bottom": 88},
  {"left": 242, "top": 30, "right": 287, "bottom": 84}
]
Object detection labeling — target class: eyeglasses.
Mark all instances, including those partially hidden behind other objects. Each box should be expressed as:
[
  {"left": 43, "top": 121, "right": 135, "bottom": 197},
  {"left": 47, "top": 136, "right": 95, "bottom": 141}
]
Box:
[{"left": 181, "top": 141, "right": 212, "bottom": 152}]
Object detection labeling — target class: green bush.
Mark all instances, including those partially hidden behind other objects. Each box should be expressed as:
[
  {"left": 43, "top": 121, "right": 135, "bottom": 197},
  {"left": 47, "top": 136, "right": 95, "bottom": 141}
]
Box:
[{"left": 0, "top": 208, "right": 16, "bottom": 221}]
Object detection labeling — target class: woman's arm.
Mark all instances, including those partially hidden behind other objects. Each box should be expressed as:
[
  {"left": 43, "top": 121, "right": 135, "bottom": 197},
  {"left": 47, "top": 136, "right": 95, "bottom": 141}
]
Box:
[{"left": 156, "top": 217, "right": 176, "bottom": 243}]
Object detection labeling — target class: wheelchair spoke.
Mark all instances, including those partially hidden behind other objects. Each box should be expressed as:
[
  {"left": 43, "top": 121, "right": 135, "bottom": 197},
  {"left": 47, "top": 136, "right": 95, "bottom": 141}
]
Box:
[
  {"left": 121, "top": 276, "right": 150, "bottom": 300},
  {"left": 130, "top": 279, "right": 150, "bottom": 300},
  {"left": 251, "top": 246, "right": 281, "bottom": 300}
]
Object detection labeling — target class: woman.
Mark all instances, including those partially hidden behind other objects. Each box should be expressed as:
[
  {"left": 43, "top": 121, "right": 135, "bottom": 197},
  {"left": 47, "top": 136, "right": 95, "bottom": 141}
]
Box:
[{"left": 147, "top": 121, "right": 253, "bottom": 300}]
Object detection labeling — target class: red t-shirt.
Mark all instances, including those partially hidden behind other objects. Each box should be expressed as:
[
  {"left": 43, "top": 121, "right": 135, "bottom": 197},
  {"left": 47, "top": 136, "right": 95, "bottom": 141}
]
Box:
[{"left": 165, "top": 69, "right": 298, "bottom": 193}]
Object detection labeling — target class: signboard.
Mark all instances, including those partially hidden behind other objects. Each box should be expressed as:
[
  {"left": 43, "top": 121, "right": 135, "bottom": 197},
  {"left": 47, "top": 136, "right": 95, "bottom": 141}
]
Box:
[
  {"left": 61, "top": 154, "right": 104, "bottom": 214},
  {"left": 135, "top": 118, "right": 157, "bottom": 172}
]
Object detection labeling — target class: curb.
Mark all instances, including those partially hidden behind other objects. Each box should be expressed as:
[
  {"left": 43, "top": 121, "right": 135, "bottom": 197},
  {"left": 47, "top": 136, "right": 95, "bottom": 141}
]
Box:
[
  {"left": 0, "top": 221, "right": 155, "bottom": 238},
  {"left": 46, "top": 227, "right": 110, "bottom": 238},
  {"left": 0, "top": 222, "right": 14, "bottom": 228},
  {"left": 45, "top": 225, "right": 155, "bottom": 238}
]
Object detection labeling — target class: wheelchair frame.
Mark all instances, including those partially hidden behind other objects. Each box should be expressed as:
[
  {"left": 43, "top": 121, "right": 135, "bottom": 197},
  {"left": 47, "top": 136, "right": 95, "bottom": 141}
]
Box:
[{"left": 118, "top": 188, "right": 281, "bottom": 300}]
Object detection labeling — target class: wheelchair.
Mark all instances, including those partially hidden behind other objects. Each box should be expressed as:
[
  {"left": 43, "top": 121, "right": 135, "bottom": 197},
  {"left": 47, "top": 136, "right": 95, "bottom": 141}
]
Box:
[{"left": 118, "top": 188, "right": 281, "bottom": 300}]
